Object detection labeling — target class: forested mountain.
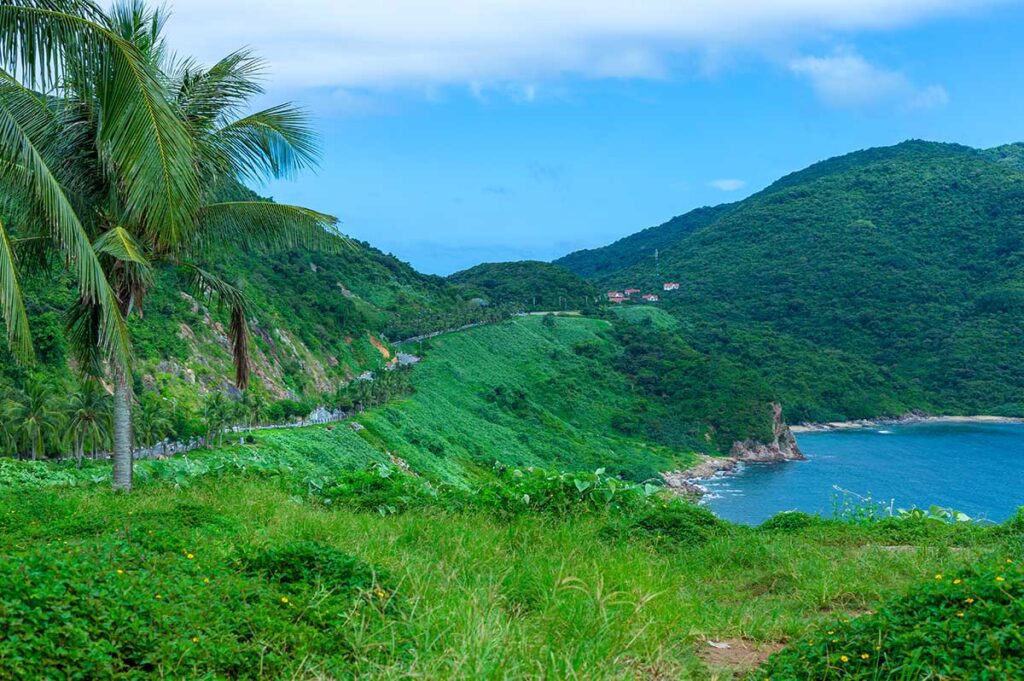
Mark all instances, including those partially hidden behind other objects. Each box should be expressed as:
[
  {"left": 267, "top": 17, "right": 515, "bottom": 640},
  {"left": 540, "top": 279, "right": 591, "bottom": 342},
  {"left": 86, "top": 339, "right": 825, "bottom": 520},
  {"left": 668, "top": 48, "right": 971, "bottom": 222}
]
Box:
[
  {"left": 448, "top": 260, "right": 597, "bottom": 311},
  {"left": 558, "top": 140, "right": 1024, "bottom": 422},
  {"left": 555, "top": 204, "right": 734, "bottom": 279}
]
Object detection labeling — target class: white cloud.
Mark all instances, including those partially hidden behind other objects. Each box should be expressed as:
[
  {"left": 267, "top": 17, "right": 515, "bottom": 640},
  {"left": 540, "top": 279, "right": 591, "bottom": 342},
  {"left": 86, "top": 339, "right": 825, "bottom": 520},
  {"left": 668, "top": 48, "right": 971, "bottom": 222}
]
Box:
[
  {"left": 788, "top": 49, "right": 949, "bottom": 110},
  {"left": 161, "top": 1, "right": 1004, "bottom": 91},
  {"left": 709, "top": 179, "right": 746, "bottom": 191}
]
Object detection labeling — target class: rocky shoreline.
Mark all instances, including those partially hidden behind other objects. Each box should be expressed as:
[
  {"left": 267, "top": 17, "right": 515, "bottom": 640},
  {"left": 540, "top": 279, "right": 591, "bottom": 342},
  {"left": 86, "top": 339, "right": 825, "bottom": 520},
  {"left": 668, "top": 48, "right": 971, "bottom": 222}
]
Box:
[
  {"left": 661, "top": 402, "right": 806, "bottom": 497},
  {"left": 790, "top": 413, "right": 1024, "bottom": 433}
]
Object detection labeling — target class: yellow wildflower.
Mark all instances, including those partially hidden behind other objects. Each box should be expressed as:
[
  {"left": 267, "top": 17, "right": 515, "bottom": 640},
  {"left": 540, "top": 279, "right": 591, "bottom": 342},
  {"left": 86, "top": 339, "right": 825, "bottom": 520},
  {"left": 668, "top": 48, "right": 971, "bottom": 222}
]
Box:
[
  {"left": 861, "top": 653, "right": 870, "bottom": 660},
  {"left": 996, "top": 576, "right": 1006, "bottom": 582},
  {"left": 155, "top": 594, "right": 162, "bottom": 600},
  {"left": 934, "top": 574, "right": 943, "bottom": 580},
  {"left": 280, "top": 597, "right": 289, "bottom": 604},
  {"left": 840, "top": 655, "right": 849, "bottom": 663},
  {"left": 187, "top": 554, "right": 194, "bottom": 560},
  {"left": 965, "top": 597, "right": 975, "bottom": 604},
  {"left": 116, "top": 569, "right": 124, "bottom": 575},
  {"left": 957, "top": 612, "right": 964, "bottom": 618},
  {"left": 192, "top": 637, "right": 198, "bottom": 643},
  {"left": 203, "top": 577, "right": 210, "bottom": 584},
  {"left": 953, "top": 579, "right": 962, "bottom": 585}
]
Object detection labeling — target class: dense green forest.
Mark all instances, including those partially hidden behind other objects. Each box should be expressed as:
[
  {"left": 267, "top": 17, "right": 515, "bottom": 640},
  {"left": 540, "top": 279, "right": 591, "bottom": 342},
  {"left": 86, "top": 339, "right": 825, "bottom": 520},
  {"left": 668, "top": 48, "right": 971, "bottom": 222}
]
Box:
[
  {"left": 559, "top": 140, "right": 1024, "bottom": 422},
  {"left": 448, "top": 260, "right": 598, "bottom": 311}
]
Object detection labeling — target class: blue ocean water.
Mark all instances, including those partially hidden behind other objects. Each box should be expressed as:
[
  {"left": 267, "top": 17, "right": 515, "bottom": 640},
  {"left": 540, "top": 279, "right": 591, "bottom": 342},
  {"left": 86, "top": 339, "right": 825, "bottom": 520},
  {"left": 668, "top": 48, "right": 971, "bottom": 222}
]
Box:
[{"left": 702, "top": 423, "right": 1024, "bottom": 525}]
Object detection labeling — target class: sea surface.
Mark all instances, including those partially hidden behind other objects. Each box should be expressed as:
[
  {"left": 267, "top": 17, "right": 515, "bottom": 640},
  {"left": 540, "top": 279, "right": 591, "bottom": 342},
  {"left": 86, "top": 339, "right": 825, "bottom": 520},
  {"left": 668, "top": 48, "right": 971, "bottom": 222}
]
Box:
[{"left": 702, "top": 422, "right": 1024, "bottom": 525}]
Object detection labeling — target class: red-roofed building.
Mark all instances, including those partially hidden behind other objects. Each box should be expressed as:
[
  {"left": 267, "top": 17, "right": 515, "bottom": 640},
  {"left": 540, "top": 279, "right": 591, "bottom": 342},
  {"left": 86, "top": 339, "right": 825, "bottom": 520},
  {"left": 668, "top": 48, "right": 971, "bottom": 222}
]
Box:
[
  {"left": 607, "top": 291, "right": 626, "bottom": 303},
  {"left": 662, "top": 282, "right": 680, "bottom": 291},
  {"left": 624, "top": 288, "right": 641, "bottom": 295},
  {"left": 641, "top": 294, "right": 659, "bottom": 302}
]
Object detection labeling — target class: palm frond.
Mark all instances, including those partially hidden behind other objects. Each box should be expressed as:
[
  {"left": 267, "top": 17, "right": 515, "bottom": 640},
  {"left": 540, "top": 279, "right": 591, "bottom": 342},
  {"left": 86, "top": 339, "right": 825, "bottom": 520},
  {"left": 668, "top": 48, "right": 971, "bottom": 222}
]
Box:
[
  {"left": 209, "top": 103, "right": 319, "bottom": 183},
  {"left": 183, "top": 264, "right": 251, "bottom": 388},
  {"left": 0, "top": 2, "right": 201, "bottom": 252},
  {"left": 93, "top": 224, "right": 149, "bottom": 266},
  {"left": 171, "top": 48, "right": 265, "bottom": 128},
  {"left": 0, "top": 219, "right": 32, "bottom": 362},
  {"left": 0, "top": 73, "right": 130, "bottom": 369},
  {"left": 198, "top": 200, "right": 343, "bottom": 254}
]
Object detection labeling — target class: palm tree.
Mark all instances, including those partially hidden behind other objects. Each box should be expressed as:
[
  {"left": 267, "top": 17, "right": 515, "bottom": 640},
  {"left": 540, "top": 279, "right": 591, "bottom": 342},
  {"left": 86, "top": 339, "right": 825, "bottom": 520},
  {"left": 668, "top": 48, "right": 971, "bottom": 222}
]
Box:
[
  {"left": 0, "top": 2, "right": 335, "bottom": 490},
  {"left": 67, "top": 379, "right": 111, "bottom": 466},
  {"left": 10, "top": 377, "right": 64, "bottom": 460},
  {"left": 133, "top": 391, "right": 171, "bottom": 452},
  {"left": 0, "top": 393, "right": 19, "bottom": 455}
]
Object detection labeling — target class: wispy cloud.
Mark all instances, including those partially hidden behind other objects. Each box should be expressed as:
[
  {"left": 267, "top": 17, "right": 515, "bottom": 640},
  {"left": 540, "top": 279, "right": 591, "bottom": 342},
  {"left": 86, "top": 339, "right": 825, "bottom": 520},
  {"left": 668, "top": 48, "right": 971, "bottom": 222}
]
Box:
[
  {"left": 788, "top": 48, "right": 948, "bottom": 110},
  {"left": 163, "top": 1, "right": 1004, "bottom": 92},
  {"left": 708, "top": 178, "right": 746, "bottom": 191}
]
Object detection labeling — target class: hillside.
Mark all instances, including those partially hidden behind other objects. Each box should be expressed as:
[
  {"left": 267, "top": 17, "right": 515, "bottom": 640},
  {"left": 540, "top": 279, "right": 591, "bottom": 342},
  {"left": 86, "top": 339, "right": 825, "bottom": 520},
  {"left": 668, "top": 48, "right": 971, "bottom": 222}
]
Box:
[
  {"left": 559, "top": 140, "right": 1024, "bottom": 422},
  {"left": 447, "top": 260, "right": 598, "bottom": 311},
  {"left": 0, "top": 226, "right": 502, "bottom": 450},
  {"left": 286, "top": 313, "right": 780, "bottom": 482},
  {"left": 556, "top": 203, "right": 734, "bottom": 280}
]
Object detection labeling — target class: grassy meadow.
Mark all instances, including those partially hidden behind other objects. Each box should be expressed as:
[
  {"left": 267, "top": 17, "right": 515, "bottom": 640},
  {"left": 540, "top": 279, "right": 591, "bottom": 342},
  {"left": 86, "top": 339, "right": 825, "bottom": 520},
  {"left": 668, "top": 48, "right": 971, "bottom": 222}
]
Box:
[{"left": 1, "top": 472, "right": 1018, "bottom": 680}]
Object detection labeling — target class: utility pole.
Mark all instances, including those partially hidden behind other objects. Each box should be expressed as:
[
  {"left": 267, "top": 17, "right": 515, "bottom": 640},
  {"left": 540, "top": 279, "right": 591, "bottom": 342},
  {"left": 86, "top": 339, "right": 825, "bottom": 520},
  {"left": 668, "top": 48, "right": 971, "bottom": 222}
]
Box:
[{"left": 655, "top": 248, "right": 661, "bottom": 280}]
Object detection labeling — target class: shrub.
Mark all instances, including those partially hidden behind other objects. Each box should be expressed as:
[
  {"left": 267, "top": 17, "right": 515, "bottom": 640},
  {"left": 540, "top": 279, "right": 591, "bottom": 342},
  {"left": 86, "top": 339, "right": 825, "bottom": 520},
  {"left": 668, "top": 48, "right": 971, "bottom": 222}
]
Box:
[
  {"left": 759, "top": 558, "right": 1024, "bottom": 679},
  {"left": 608, "top": 499, "right": 723, "bottom": 548},
  {"left": 759, "top": 511, "right": 824, "bottom": 532},
  {"left": 469, "top": 465, "right": 657, "bottom": 517},
  {"left": 318, "top": 464, "right": 440, "bottom": 515},
  {"left": 242, "top": 541, "right": 382, "bottom": 594}
]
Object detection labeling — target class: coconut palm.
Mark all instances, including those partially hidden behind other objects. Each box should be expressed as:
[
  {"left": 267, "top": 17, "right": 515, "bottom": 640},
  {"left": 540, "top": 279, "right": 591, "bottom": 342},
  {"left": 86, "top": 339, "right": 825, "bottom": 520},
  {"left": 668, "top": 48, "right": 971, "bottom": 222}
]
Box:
[
  {"left": 133, "top": 391, "right": 170, "bottom": 451},
  {"left": 9, "top": 377, "right": 64, "bottom": 460},
  {"left": 67, "top": 379, "right": 111, "bottom": 466},
  {"left": 0, "top": 1, "right": 335, "bottom": 490}
]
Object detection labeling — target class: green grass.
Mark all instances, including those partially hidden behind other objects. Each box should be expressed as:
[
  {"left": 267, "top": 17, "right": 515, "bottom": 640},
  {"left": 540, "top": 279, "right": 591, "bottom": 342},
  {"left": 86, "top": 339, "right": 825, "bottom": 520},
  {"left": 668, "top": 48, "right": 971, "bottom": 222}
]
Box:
[
  {"left": 356, "top": 315, "right": 694, "bottom": 482},
  {"left": 0, "top": 475, "right": 1015, "bottom": 680}
]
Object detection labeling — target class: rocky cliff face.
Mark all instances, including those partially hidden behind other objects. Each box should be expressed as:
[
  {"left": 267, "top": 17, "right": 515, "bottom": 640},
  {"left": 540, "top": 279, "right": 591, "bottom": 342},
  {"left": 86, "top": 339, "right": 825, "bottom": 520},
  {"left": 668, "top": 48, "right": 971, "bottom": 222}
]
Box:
[{"left": 729, "top": 402, "right": 805, "bottom": 462}]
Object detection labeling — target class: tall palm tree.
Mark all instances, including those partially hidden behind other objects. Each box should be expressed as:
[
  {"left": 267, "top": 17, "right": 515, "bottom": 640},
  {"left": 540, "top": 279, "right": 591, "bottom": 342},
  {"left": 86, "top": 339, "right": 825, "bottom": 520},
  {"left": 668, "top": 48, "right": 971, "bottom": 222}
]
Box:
[
  {"left": 0, "top": 2, "right": 336, "bottom": 490},
  {"left": 67, "top": 378, "right": 111, "bottom": 466}
]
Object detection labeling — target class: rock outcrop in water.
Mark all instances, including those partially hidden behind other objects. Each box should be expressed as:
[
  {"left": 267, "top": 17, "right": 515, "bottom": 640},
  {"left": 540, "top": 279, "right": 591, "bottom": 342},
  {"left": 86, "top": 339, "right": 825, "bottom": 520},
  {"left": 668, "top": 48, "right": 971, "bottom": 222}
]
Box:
[
  {"left": 661, "top": 403, "right": 804, "bottom": 497},
  {"left": 729, "top": 403, "right": 805, "bottom": 463}
]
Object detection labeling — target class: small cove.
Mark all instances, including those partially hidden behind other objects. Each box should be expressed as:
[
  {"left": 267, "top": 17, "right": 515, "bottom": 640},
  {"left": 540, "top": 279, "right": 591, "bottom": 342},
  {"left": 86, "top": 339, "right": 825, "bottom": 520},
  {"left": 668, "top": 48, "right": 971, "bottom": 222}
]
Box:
[{"left": 702, "top": 422, "right": 1024, "bottom": 525}]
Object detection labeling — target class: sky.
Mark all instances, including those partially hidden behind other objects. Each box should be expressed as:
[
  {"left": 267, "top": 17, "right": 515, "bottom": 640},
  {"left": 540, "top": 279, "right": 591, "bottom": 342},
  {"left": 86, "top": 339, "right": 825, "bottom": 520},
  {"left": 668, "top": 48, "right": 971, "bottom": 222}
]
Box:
[{"left": 164, "top": 1, "right": 1024, "bottom": 274}]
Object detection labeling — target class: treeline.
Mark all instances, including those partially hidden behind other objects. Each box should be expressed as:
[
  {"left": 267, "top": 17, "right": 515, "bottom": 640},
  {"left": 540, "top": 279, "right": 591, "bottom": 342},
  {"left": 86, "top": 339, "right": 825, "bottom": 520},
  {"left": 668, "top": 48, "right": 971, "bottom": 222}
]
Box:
[
  {"left": 0, "top": 368, "right": 415, "bottom": 464},
  {"left": 383, "top": 302, "right": 522, "bottom": 342},
  {"left": 596, "top": 317, "right": 776, "bottom": 453}
]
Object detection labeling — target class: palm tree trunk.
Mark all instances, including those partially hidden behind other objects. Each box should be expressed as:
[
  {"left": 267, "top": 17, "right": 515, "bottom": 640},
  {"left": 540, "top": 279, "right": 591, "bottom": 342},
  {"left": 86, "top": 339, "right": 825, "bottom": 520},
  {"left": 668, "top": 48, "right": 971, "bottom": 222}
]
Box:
[{"left": 112, "top": 377, "right": 133, "bottom": 492}]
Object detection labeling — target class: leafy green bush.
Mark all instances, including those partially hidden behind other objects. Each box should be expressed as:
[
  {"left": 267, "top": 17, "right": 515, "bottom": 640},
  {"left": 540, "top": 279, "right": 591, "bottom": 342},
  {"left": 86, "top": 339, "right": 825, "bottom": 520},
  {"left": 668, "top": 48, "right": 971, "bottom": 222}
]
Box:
[
  {"left": 620, "top": 499, "right": 723, "bottom": 547},
  {"left": 759, "top": 511, "right": 825, "bottom": 532},
  {"left": 0, "top": 534, "right": 398, "bottom": 679},
  {"left": 758, "top": 558, "right": 1024, "bottom": 679},
  {"left": 242, "top": 541, "right": 383, "bottom": 594},
  {"left": 318, "top": 464, "right": 440, "bottom": 515},
  {"left": 468, "top": 466, "right": 658, "bottom": 517}
]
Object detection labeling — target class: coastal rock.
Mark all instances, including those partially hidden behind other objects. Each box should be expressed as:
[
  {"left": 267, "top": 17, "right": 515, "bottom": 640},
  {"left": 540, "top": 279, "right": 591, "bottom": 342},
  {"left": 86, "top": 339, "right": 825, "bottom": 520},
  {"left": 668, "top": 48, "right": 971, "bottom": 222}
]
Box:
[
  {"left": 660, "top": 402, "right": 805, "bottom": 496},
  {"left": 730, "top": 402, "right": 806, "bottom": 462}
]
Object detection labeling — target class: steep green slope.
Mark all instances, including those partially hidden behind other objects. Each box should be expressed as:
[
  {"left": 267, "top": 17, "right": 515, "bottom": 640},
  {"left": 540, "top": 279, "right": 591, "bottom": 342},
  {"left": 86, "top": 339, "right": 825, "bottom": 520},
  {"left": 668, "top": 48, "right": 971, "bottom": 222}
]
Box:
[
  {"left": 233, "top": 313, "right": 781, "bottom": 485},
  {"left": 1, "top": 231, "right": 494, "bottom": 428},
  {"left": 448, "top": 260, "right": 598, "bottom": 311},
  {"left": 561, "top": 141, "right": 1024, "bottom": 422},
  {"left": 556, "top": 203, "right": 734, "bottom": 280}
]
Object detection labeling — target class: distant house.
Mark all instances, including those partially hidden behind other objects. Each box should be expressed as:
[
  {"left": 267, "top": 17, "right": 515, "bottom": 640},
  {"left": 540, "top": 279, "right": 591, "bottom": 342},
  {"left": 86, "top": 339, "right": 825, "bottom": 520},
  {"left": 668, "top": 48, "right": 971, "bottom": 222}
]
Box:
[
  {"left": 607, "top": 291, "right": 626, "bottom": 303},
  {"left": 641, "top": 294, "right": 659, "bottom": 302},
  {"left": 663, "top": 282, "right": 680, "bottom": 291},
  {"left": 624, "top": 288, "right": 641, "bottom": 295}
]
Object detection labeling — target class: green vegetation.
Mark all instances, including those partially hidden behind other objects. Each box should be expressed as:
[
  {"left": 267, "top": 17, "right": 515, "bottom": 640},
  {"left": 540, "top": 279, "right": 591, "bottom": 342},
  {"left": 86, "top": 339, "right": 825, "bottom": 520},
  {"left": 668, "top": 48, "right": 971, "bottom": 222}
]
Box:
[
  {"left": 559, "top": 140, "right": 1024, "bottom": 422},
  {"left": 448, "top": 260, "right": 598, "bottom": 311},
  {"left": 0, "top": 432, "right": 1018, "bottom": 679}
]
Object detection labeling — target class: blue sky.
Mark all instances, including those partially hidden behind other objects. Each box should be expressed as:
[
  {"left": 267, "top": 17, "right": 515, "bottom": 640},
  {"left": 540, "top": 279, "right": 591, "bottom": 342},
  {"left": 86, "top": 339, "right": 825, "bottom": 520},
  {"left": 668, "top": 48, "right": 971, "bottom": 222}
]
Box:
[{"left": 166, "top": 1, "right": 1024, "bottom": 274}]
